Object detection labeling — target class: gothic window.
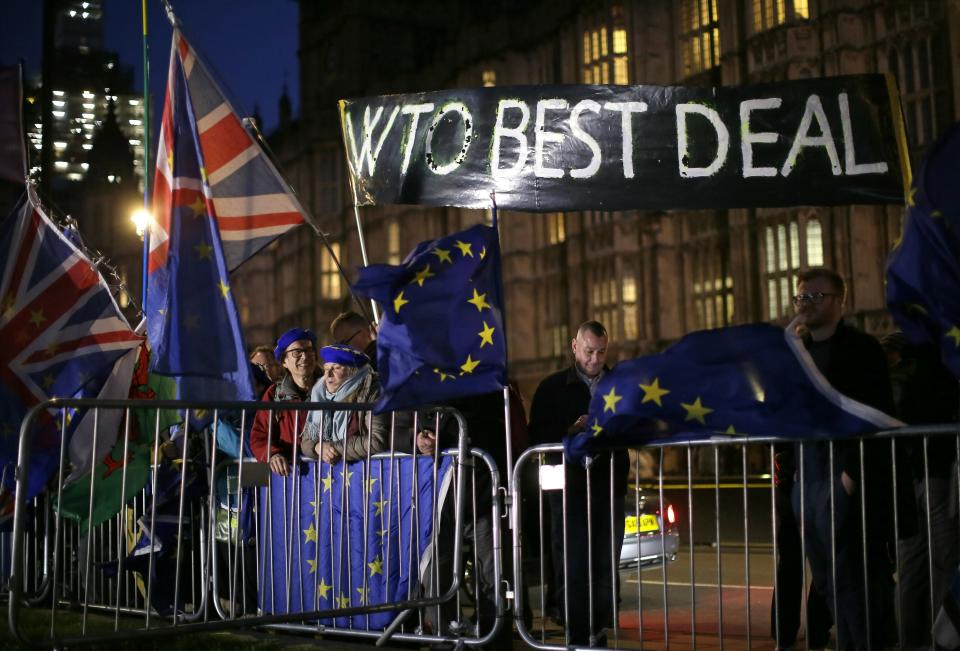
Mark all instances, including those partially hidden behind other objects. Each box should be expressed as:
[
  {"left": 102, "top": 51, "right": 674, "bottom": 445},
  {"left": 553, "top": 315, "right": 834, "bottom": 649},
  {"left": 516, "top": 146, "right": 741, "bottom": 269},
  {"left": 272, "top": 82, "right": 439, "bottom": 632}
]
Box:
[
  {"left": 387, "top": 219, "right": 400, "bottom": 264},
  {"left": 581, "top": 3, "right": 629, "bottom": 85},
  {"left": 680, "top": 0, "right": 721, "bottom": 77},
  {"left": 320, "top": 242, "right": 341, "bottom": 299},
  {"left": 762, "top": 216, "right": 824, "bottom": 319},
  {"left": 546, "top": 213, "right": 566, "bottom": 245},
  {"left": 751, "top": 0, "right": 808, "bottom": 33}
]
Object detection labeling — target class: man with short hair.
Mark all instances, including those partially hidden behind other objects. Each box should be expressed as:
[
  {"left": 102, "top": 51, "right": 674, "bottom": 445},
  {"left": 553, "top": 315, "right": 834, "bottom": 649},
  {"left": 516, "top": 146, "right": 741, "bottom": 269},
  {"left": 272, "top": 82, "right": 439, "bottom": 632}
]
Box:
[
  {"left": 330, "top": 311, "right": 378, "bottom": 367},
  {"left": 790, "top": 268, "right": 896, "bottom": 651},
  {"left": 529, "top": 321, "right": 628, "bottom": 645},
  {"left": 249, "top": 345, "right": 282, "bottom": 383}
]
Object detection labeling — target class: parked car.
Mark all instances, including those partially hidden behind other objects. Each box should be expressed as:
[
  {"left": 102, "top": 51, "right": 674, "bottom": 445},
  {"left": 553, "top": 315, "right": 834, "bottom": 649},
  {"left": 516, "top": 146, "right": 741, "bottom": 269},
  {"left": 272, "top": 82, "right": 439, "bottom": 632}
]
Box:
[{"left": 618, "top": 491, "right": 679, "bottom": 569}]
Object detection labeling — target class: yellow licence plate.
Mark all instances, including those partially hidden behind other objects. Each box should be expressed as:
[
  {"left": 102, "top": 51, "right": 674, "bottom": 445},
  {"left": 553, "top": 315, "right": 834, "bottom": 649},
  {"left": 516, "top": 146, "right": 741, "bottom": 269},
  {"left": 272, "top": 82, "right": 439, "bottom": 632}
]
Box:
[{"left": 624, "top": 514, "right": 659, "bottom": 535}]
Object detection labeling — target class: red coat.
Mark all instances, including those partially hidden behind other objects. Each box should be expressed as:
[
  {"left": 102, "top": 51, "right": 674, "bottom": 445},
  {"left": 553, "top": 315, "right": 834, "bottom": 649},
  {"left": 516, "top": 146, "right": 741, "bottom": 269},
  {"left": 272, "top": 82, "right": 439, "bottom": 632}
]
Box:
[{"left": 250, "top": 377, "right": 311, "bottom": 463}]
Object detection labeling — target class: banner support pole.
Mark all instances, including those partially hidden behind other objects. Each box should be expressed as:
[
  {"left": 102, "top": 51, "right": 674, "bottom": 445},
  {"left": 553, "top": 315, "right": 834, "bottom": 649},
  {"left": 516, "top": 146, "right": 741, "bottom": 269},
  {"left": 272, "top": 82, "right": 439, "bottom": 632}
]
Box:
[{"left": 352, "top": 203, "right": 380, "bottom": 325}]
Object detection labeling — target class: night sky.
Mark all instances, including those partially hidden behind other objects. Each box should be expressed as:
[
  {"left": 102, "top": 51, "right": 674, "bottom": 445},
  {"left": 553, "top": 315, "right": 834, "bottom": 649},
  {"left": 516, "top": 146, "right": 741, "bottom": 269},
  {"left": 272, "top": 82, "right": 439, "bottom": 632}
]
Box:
[{"left": 0, "top": 0, "right": 300, "bottom": 134}]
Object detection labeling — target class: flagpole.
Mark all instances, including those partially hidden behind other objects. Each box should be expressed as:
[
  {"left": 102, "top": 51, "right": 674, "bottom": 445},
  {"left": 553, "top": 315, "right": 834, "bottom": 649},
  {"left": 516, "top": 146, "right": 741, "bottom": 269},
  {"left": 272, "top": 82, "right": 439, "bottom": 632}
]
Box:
[
  {"left": 352, "top": 204, "right": 380, "bottom": 325},
  {"left": 241, "top": 117, "right": 377, "bottom": 329},
  {"left": 139, "top": 0, "right": 151, "bottom": 310}
]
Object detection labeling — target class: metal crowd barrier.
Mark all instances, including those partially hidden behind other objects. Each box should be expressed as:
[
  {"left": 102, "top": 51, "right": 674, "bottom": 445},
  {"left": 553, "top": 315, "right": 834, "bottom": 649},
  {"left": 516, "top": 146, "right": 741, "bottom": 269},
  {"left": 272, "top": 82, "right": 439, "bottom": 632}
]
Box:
[
  {"left": 7, "top": 398, "right": 505, "bottom": 649},
  {"left": 511, "top": 427, "right": 960, "bottom": 650},
  {"left": 8, "top": 396, "right": 960, "bottom": 650}
]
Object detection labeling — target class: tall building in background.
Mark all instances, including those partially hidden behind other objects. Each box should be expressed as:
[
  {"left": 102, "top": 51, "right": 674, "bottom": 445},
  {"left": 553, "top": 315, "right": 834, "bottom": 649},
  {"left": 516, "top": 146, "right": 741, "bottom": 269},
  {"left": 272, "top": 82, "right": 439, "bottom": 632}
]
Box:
[
  {"left": 26, "top": 0, "right": 145, "bottom": 189},
  {"left": 234, "top": 0, "right": 960, "bottom": 401}
]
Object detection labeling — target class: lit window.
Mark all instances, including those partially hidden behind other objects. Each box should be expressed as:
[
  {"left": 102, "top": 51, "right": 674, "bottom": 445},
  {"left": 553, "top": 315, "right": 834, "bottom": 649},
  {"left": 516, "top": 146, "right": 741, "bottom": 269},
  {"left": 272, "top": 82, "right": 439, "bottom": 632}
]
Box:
[
  {"left": 129, "top": 139, "right": 141, "bottom": 146},
  {"left": 482, "top": 70, "right": 496, "bottom": 87},
  {"left": 582, "top": 4, "right": 629, "bottom": 85},
  {"left": 54, "top": 161, "right": 69, "bottom": 169},
  {"left": 806, "top": 219, "right": 823, "bottom": 266},
  {"left": 320, "top": 243, "right": 342, "bottom": 299},
  {"left": 52, "top": 100, "right": 65, "bottom": 107},
  {"left": 81, "top": 113, "right": 94, "bottom": 119},
  {"left": 753, "top": 0, "right": 808, "bottom": 32},
  {"left": 547, "top": 213, "right": 566, "bottom": 244},
  {"left": 52, "top": 90, "right": 64, "bottom": 97},
  {"left": 53, "top": 141, "right": 66, "bottom": 149},
  {"left": 680, "top": 0, "right": 721, "bottom": 77},
  {"left": 52, "top": 111, "right": 65, "bottom": 118},
  {"left": 128, "top": 119, "right": 142, "bottom": 126},
  {"left": 387, "top": 219, "right": 400, "bottom": 264},
  {"left": 82, "top": 91, "right": 95, "bottom": 99},
  {"left": 82, "top": 143, "right": 92, "bottom": 150},
  {"left": 82, "top": 102, "right": 95, "bottom": 109},
  {"left": 128, "top": 99, "right": 140, "bottom": 106},
  {"left": 80, "top": 162, "right": 89, "bottom": 170},
  {"left": 763, "top": 215, "right": 823, "bottom": 319}
]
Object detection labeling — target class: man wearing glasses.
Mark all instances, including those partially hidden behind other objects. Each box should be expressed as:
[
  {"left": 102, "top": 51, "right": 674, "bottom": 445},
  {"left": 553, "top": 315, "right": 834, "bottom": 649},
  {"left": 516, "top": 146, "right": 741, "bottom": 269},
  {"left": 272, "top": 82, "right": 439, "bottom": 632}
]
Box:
[
  {"left": 330, "top": 311, "right": 378, "bottom": 368},
  {"left": 790, "top": 268, "right": 896, "bottom": 651}
]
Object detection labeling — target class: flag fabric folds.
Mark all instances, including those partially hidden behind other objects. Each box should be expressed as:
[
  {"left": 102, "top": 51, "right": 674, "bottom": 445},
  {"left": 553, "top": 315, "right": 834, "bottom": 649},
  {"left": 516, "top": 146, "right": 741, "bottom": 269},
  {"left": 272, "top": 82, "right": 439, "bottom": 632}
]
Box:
[
  {"left": 148, "top": 30, "right": 290, "bottom": 403},
  {"left": 149, "top": 30, "right": 306, "bottom": 274},
  {"left": 886, "top": 122, "right": 960, "bottom": 377},
  {"left": 259, "top": 456, "right": 454, "bottom": 628},
  {"left": 566, "top": 324, "right": 901, "bottom": 463},
  {"left": 352, "top": 224, "right": 506, "bottom": 413},
  {"left": 0, "top": 191, "right": 142, "bottom": 495}
]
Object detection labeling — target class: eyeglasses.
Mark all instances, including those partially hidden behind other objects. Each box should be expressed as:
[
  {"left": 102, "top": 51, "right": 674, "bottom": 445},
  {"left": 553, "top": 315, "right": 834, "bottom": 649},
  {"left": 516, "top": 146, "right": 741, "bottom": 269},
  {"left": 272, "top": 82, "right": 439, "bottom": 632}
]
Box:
[
  {"left": 792, "top": 292, "right": 839, "bottom": 305},
  {"left": 284, "top": 347, "right": 315, "bottom": 360}
]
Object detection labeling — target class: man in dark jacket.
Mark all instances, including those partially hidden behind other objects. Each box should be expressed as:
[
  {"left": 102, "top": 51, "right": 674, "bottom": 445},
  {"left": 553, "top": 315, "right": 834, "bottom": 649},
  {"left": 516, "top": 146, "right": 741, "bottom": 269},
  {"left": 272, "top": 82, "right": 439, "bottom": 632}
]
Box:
[
  {"left": 791, "top": 268, "right": 897, "bottom": 651},
  {"left": 529, "top": 320, "right": 628, "bottom": 646}
]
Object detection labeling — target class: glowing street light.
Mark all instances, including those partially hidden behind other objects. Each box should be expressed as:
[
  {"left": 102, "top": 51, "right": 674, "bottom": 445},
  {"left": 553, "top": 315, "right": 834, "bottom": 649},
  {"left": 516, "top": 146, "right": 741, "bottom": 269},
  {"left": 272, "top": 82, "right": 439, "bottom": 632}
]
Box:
[{"left": 130, "top": 208, "right": 152, "bottom": 237}]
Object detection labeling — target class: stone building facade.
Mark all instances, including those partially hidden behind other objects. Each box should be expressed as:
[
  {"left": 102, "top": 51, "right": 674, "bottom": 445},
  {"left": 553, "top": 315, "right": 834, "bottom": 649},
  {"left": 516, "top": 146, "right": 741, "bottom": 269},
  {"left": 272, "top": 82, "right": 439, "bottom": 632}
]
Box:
[{"left": 233, "top": 0, "right": 960, "bottom": 402}]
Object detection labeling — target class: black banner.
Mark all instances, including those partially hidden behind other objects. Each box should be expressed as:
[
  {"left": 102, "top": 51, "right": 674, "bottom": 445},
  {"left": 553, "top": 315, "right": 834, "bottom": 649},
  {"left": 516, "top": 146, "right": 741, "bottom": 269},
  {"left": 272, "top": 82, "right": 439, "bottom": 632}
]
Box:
[{"left": 338, "top": 75, "right": 909, "bottom": 212}]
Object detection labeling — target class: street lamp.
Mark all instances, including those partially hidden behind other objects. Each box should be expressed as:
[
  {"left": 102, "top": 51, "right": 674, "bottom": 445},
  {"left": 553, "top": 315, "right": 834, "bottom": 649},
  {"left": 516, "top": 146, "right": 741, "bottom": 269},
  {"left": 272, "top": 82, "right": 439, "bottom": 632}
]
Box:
[{"left": 130, "top": 208, "right": 152, "bottom": 238}]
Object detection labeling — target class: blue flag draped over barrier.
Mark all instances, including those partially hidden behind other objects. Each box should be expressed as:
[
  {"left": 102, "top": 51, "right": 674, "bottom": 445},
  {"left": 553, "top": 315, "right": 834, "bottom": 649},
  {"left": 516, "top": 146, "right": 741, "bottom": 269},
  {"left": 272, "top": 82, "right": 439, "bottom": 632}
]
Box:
[
  {"left": 886, "top": 122, "right": 960, "bottom": 378},
  {"left": 565, "top": 324, "right": 901, "bottom": 463},
  {"left": 352, "top": 224, "right": 506, "bottom": 413},
  {"left": 259, "top": 456, "right": 454, "bottom": 628}
]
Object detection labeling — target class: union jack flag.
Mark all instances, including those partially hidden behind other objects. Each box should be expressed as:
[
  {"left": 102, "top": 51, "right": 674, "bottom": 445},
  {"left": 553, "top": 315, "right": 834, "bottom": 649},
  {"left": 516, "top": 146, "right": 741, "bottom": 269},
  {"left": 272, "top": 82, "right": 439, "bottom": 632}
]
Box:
[
  {"left": 0, "top": 190, "right": 142, "bottom": 496},
  {"left": 149, "top": 29, "right": 306, "bottom": 275}
]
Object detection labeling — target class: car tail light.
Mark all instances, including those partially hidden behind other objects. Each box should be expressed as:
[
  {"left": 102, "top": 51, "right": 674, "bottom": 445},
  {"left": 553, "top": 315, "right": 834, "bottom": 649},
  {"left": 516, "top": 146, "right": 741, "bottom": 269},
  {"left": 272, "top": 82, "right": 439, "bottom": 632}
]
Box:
[{"left": 666, "top": 504, "right": 676, "bottom": 524}]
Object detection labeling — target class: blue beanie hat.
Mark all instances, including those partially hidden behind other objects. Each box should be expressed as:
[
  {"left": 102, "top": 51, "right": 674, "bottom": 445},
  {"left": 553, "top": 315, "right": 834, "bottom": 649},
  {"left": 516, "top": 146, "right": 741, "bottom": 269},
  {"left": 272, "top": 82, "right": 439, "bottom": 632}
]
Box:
[
  {"left": 274, "top": 328, "right": 317, "bottom": 360},
  {"left": 320, "top": 344, "right": 369, "bottom": 367}
]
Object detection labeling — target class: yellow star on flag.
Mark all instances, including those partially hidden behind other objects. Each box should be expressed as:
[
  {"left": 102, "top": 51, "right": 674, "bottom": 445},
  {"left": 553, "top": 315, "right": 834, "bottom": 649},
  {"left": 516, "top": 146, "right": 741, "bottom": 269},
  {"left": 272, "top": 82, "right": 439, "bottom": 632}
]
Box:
[
  {"left": 638, "top": 378, "right": 670, "bottom": 406},
  {"left": 194, "top": 241, "right": 213, "bottom": 260},
  {"left": 681, "top": 397, "right": 713, "bottom": 424},
  {"left": 317, "top": 578, "right": 332, "bottom": 599},
  {"left": 303, "top": 523, "right": 318, "bottom": 543},
  {"left": 373, "top": 499, "right": 389, "bottom": 516},
  {"left": 947, "top": 326, "right": 960, "bottom": 347},
  {"left": 479, "top": 246, "right": 487, "bottom": 260},
  {"left": 321, "top": 473, "right": 333, "bottom": 492},
  {"left": 309, "top": 499, "right": 318, "bottom": 515},
  {"left": 478, "top": 321, "right": 495, "bottom": 347},
  {"left": 591, "top": 420, "right": 603, "bottom": 437},
  {"left": 434, "top": 368, "right": 455, "bottom": 382},
  {"left": 336, "top": 593, "right": 351, "bottom": 608},
  {"left": 307, "top": 559, "right": 318, "bottom": 574},
  {"left": 356, "top": 586, "right": 369, "bottom": 605},
  {"left": 454, "top": 240, "right": 473, "bottom": 257},
  {"left": 340, "top": 469, "right": 353, "bottom": 487},
  {"left": 189, "top": 195, "right": 206, "bottom": 216},
  {"left": 365, "top": 476, "right": 378, "bottom": 493},
  {"left": 29, "top": 309, "right": 46, "bottom": 328},
  {"left": 725, "top": 425, "right": 743, "bottom": 436},
  {"left": 218, "top": 279, "right": 231, "bottom": 300},
  {"left": 602, "top": 386, "right": 622, "bottom": 413},
  {"left": 368, "top": 556, "right": 383, "bottom": 577},
  {"left": 460, "top": 354, "right": 480, "bottom": 374},
  {"left": 411, "top": 264, "right": 435, "bottom": 287},
  {"left": 467, "top": 288, "right": 491, "bottom": 312},
  {"left": 378, "top": 528, "right": 390, "bottom": 539},
  {"left": 393, "top": 291, "right": 409, "bottom": 314},
  {"left": 431, "top": 247, "right": 453, "bottom": 264}
]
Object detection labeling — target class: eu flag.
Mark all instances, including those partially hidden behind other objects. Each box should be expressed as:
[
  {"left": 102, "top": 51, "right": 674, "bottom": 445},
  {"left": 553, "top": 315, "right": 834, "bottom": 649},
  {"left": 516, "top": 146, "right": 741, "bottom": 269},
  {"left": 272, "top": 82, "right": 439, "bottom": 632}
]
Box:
[
  {"left": 566, "top": 324, "right": 901, "bottom": 463},
  {"left": 145, "top": 32, "right": 254, "bottom": 402},
  {"left": 258, "top": 456, "right": 454, "bottom": 628},
  {"left": 352, "top": 224, "right": 506, "bottom": 412},
  {"left": 886, "top": 122, "right": 960, "bottom": 377}
]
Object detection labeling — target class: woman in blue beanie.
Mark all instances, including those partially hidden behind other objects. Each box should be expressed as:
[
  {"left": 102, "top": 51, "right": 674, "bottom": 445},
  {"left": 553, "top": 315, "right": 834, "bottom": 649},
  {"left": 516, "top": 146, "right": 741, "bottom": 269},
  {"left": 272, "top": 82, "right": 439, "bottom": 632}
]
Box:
[{"left": 300, "top": 344, "right": 388, "bottom": 464}]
